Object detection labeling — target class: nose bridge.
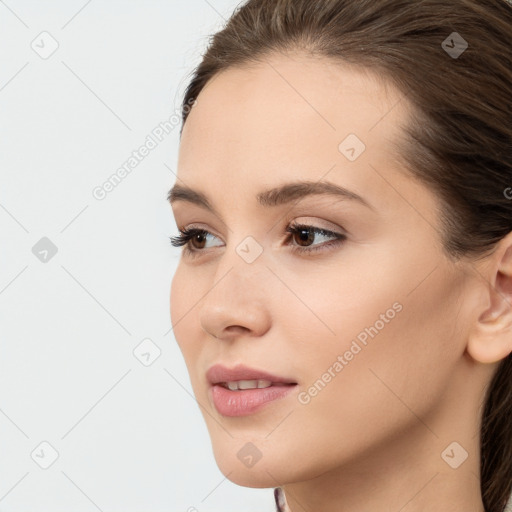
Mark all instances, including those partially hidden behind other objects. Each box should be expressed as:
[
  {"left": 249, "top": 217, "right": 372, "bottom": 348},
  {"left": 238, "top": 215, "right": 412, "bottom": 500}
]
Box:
[
  {"left": 209, "top": 238, "right": 269, "bottom": 306},
  {"left": 215, "top": 226, "right": 270, "bottom": 287},
  {"left": 199, "top": 236, "right": 272, "bottom": 338}
]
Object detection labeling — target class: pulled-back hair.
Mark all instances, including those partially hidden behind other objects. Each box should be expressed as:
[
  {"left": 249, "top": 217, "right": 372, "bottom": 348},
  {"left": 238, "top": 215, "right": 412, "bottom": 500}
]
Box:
[{"left": 179, "top": 1, "right": 512, "bottom": 510}]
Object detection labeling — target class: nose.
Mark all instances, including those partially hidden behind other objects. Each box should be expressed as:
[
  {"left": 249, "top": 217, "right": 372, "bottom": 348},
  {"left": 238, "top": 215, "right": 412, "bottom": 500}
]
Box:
[{"left": 199, "top": 250, "right": 272, "bottom": 341}]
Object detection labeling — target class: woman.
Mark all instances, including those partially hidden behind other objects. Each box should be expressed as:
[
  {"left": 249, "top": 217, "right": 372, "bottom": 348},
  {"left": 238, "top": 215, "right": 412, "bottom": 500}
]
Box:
[{"left": 168, "top": 1, "right": 512, "bottom": 511}]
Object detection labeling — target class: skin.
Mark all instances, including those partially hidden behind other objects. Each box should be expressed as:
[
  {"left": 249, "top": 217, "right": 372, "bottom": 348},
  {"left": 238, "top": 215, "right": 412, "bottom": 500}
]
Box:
[{"left": 169, "top": 51, "right": 512, "bottom": 512}]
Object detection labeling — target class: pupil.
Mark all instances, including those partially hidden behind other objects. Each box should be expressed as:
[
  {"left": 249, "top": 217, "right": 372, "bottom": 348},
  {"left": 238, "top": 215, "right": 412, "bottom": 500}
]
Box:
[
  {"left": 194, "top": 233, "right": 206, "bottom": 248},
  {"left": 297, "top": 228, "right": 313, "bottom": 246}
]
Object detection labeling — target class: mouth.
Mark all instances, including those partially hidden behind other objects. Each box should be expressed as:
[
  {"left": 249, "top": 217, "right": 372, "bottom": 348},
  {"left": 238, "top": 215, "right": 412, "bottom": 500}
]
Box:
[
  {"left": 206, "top": 362, "right": 298, "bottom": 387},
  {"left": 206, "top": 363, "right": 298, "bottom": 417},
  {"left": 215, "top": 380, "right": 297, "bottom": 391}
]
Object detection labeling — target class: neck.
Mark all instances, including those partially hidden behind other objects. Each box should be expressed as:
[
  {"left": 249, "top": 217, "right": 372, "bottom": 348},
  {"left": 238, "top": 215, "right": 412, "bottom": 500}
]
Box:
[{"left": 282, "top": 431, "right": 485, "bottom": 512}]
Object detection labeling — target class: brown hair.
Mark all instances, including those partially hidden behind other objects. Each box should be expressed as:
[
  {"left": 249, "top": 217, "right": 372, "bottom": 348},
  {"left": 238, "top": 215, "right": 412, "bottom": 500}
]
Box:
[{"left": 178, "top": 1, "right": 512, "bottom": 510}]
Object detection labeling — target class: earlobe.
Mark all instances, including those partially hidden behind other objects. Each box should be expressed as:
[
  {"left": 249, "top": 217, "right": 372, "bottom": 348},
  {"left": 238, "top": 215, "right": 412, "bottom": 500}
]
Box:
[{"left": 466, "top": 232, "right": 512, "bottom": 364}]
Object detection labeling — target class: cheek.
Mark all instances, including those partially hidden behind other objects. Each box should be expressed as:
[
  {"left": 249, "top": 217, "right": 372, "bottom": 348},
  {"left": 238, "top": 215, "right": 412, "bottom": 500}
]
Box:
[
  {"left": 282, "top": 243, "right": 462, "bottom": 381},
  {"left": 169, "top": 270, "right": 183, "bottom": 342},
  {"left": 277, "top": 260, "right": 463, "bottom": 453},
  {"left": 170, "top": 265, "right": 198, "bottom": 354}
]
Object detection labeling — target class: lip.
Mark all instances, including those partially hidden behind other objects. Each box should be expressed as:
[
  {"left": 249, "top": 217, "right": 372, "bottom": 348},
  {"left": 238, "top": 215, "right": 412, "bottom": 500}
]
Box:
[
  {"left": 209, "top": 383, "right": 297, "bottom": 417},
  {"left": 206, "top": 363, "right": 298, "bottom": 417},
  {"left": 206, "top": 363, "right": 297, "bottom": 386}
]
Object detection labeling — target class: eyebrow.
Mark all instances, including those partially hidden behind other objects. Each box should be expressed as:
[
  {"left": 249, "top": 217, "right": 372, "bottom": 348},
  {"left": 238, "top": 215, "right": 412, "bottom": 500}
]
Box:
[{"left": 167, "top": 180, "right": 375, "bottom": 214}]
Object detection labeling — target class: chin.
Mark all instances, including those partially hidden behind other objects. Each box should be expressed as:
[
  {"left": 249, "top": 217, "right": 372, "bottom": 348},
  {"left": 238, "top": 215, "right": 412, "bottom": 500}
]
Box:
[
  {"left": 226, "top": 471, "right": 276, "bottom": 489},
  {"left": 211, "top": 447, "right": 291, "bottom": 488}
]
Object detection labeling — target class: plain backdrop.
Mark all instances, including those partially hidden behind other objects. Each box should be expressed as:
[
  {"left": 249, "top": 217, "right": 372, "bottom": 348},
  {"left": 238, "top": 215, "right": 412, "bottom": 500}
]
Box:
[
  {"left": 0, "top": 1, "right": 274, "bottom": 511},
  {"left": 2, "top": 1, "right": 511, "bottom": 512}
]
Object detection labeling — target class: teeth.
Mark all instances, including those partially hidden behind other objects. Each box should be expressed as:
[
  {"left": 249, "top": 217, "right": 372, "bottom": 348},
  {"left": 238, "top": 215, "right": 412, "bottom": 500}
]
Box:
[{"left": 225, "top": 379, "right": 273, "bottom": 390}]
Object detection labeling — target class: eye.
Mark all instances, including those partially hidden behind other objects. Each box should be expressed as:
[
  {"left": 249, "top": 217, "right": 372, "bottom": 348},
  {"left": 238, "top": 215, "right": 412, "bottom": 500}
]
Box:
[
  {"left": 169, "top": 227, "right": 222, "bottom": 256},
  {"left": 169, "top": 222, "right": 347, "bottom": 257},
  {"left": 284, "top": 222, "right": 346, "bottom": 254}
]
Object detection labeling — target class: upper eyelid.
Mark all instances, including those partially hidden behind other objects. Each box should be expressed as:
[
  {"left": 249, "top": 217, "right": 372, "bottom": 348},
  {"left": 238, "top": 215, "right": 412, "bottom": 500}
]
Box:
[
  {"left": 177, "top": 216, "right": 346, "bottom": 234},
  {"left": 179, "top": 222, "right": 343, "bottom": 237}
]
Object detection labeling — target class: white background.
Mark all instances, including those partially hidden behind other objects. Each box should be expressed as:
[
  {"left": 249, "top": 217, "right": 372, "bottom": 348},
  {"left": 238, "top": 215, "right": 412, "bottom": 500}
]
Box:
[
  {"left": 0, "top": 1, "right": 274, "bottom": 511},
  {"left": 2, "top": 1, "right": 511, "bottom": 511}
]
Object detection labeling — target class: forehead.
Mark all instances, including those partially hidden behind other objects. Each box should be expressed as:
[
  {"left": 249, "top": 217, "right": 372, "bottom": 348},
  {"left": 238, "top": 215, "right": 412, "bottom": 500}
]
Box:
[
  {"left": 176, "top": 51, "right": 436, "bottom": 223},
  {"left": 181, "top": 52, "right": 403, "bottom": 143}
]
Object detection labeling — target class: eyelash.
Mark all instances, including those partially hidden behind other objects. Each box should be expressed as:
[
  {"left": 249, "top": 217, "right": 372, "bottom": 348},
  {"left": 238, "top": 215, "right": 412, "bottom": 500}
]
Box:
[{"left": 169, "top": 222, "right": 347, "bottom": 257}]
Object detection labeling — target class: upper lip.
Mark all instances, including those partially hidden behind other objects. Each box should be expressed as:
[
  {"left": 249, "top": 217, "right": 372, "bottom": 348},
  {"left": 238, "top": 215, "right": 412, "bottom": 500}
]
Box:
[{"left": 206, "top": 363, "right": 297, "bottom": 385}]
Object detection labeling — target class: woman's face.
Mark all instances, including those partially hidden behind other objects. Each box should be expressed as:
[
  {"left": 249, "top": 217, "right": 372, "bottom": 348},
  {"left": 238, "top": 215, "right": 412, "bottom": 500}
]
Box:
[{"left": 169, "top": 52, "right": 479, "bottom": 488}]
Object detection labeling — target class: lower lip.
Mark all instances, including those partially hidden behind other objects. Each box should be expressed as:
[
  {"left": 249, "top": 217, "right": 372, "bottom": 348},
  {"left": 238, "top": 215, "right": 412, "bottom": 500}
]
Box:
[{"left": 210, "top": 383, "right": 297, "bottom": 417}]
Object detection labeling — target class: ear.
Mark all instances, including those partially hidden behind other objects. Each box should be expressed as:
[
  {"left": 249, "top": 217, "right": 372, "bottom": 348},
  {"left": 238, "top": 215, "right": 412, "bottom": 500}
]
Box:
[{"left": 467, "top": 231, "right": 512, "bottom": 364}]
